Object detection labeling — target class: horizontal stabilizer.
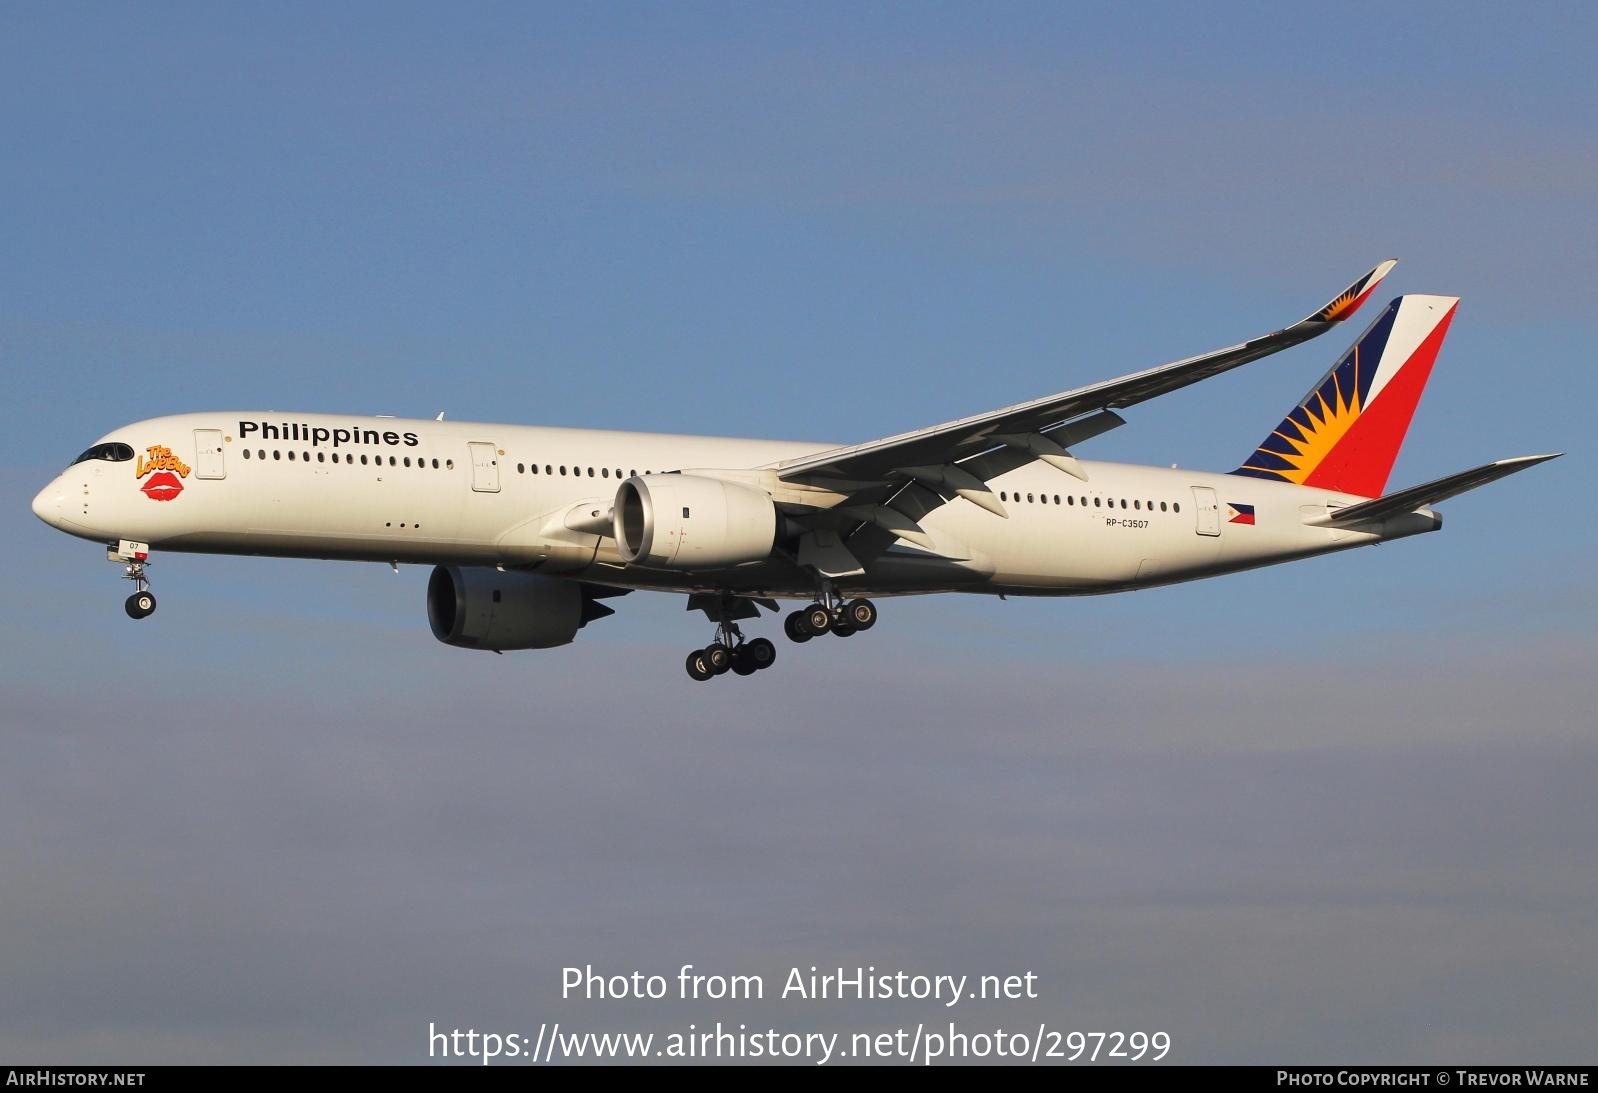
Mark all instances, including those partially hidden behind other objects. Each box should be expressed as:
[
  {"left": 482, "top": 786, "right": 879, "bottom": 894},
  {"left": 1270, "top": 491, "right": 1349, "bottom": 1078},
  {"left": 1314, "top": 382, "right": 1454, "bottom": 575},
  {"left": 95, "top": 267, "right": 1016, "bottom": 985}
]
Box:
[{"left": 1307, "top": 454, "right": 1561, "bottom": 528}]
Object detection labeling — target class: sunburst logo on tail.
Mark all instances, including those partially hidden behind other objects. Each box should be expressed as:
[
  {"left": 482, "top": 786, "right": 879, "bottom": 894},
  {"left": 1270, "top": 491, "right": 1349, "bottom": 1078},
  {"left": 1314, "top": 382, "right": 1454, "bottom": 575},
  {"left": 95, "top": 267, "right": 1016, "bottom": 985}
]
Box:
[
  {"left": 1239, "top": 343, "right": 1373, "bottom": 485},
  {"left": 1232, "top": 294, "right": 1458, "bottom": 498},
  {"left": 1247, "top": 366, "right": 1362, "bottom": 483}
]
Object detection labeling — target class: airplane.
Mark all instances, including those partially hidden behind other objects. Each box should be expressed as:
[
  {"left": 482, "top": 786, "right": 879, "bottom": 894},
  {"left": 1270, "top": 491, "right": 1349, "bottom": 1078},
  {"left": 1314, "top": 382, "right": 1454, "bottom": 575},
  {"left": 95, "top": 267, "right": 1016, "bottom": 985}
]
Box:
[{"left": 31, "top": 259, "right": 1559, "bottom": 681}]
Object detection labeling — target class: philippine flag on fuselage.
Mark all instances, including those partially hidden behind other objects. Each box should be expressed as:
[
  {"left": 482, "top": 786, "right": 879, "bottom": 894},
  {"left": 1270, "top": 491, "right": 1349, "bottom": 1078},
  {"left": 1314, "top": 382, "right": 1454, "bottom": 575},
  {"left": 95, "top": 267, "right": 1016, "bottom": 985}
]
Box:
[{"left": 1227, "top": 503, "right": 1256, "bottom": 525}]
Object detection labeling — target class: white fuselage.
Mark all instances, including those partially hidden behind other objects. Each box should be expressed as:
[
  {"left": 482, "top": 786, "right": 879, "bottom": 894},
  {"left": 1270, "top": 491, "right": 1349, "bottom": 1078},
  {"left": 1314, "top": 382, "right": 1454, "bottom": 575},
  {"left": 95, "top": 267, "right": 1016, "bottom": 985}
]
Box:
[{"left": 31, "top": 412, "right": 1440, "bottom": 599}]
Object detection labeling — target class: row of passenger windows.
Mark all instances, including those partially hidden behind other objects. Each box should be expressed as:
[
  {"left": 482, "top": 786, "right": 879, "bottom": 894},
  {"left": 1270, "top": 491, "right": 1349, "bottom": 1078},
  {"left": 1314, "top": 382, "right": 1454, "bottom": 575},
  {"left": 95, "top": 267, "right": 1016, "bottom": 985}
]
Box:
[
  {"left": 241, "top": 449, "right": 454, "bottom": 469},
  {"left": 998, "top": 489, "right": 1180, "bottom": 513},
  {"left": 234, "top": 451, "right": 1177, "bottom": 513},
  {"left": 238, "top": 449, "right": 661, "bottom": 478},
  {"left": 516, "top": 463, "right": 654, "bottom": 479}
]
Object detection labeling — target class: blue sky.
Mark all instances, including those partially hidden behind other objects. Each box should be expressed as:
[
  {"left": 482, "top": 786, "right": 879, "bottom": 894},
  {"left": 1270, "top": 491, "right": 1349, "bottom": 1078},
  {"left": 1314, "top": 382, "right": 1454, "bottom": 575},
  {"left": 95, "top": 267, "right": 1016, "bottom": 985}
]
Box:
[{"left": 3, "top": 3, "right": 1594, "bottom": 1064}]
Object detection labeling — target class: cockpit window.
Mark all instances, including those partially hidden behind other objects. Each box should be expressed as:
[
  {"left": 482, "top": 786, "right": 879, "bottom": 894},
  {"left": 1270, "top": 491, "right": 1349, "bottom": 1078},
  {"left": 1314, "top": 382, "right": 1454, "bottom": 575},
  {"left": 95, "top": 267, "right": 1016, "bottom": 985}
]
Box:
[{"left": 71, "top": 442, "right": 135, "bottom": 466}]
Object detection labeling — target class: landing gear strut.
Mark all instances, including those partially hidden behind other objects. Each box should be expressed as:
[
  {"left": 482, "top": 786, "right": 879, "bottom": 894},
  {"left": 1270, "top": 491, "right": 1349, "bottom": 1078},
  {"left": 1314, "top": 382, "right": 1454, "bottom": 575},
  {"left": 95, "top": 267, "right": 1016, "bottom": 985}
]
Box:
[
  {"left": 112, "top": 540, "right": 157, "bottom": 619},
  {"left": 684, "top": 597, "right": 778, "bottom": 682}
]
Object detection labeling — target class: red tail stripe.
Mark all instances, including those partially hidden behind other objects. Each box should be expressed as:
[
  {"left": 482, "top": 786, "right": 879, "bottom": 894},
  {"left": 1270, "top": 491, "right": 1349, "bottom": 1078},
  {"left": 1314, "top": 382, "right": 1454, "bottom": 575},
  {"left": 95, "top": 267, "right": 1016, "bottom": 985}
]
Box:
[{"left": 1302, "top": 302, "right": 1457, "bottom": 497}]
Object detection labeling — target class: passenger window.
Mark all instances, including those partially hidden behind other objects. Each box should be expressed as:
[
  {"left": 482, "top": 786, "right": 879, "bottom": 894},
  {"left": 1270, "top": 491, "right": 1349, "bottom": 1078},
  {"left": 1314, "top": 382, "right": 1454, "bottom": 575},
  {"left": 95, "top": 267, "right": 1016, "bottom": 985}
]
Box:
[
  {"left": 360, "top": 454, "right": 368, "bottom": 465},
  {"left": 242, "top": 449, "right": 251, "bottom": 459},
  {"left": 288, "top": 451, "right": 296, "bottom": 461},
  {"left": 446, "top": 459, "right": 454, "bottom": 470},
  {"left": 318, "top": 452, "right": 326, "bottom": 463},
  {"left": 560, "top": 466, "right": 566, "bottom": 475},
  {"left": 1027, "top": 493, "right": 1033, "bottom": 503},
  {"left": 602, "top": 468, "right": 609, "bottom": 478},
  {"left": 1133, "top": 499, "right": 1140, "bottom": 510},
  {"left": 588, "top": 467, "right": 595, "bottom": 477},
  {"left": 1173, "top": 502, "right": 1180, "bottom": 513},
  {"left": 1093, "top": 497, "right": 1100, "bottom": 507}
]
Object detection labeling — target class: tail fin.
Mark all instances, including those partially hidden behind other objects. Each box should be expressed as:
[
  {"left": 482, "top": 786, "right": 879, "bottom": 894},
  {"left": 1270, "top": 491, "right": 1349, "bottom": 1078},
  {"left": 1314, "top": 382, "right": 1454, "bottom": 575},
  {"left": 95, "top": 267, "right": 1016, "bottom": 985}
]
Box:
[{"left": 1230, "top": 294, "right": 1458, "bottom": 498}]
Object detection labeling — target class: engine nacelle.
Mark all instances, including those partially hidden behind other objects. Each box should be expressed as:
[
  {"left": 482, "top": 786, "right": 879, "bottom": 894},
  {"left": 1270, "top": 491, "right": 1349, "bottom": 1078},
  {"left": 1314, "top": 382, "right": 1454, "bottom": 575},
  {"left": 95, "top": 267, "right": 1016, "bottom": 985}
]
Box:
[
  {"left": 427, "top": 566, "right": 610, "bottom": 651},
  {"left": 613, "top": 474, "right": 776, "bottom": 569}
]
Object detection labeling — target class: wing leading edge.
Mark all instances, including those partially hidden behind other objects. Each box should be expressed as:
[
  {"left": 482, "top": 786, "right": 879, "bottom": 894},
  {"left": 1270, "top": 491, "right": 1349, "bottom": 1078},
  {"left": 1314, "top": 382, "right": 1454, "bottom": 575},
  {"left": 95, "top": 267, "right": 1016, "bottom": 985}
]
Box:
[{"left": 772, "top": 259, "right": 1397, "bottom": 488}]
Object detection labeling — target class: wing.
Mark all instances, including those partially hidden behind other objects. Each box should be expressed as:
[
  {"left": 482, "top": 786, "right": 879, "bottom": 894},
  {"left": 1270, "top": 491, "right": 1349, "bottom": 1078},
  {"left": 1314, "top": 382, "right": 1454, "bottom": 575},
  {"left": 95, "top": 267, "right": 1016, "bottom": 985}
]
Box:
[{"left": 773, "top": 259, "right": 1397, "bottom": 494}]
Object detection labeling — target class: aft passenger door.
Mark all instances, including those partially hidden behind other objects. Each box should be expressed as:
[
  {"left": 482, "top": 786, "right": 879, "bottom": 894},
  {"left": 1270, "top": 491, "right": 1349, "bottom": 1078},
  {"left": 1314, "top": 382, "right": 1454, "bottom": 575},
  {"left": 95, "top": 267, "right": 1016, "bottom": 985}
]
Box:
[
  {"left": 1191, "top": 486, "right": 1221, "bottom": 536},
  {"left": 468, "top": 442, "right": 501, "bottom": 493}
]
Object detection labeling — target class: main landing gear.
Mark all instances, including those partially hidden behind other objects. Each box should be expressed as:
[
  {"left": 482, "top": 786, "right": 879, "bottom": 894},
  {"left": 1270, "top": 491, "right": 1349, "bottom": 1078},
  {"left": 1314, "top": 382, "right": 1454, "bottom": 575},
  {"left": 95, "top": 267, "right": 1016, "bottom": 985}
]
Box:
[
  {"left": 782, "top": 596, "right": 877, "bottom": 642},
  {"left": 687, "top": 626, "right": 779, "bottom": 677},
  {"left": 684, "top": 637, "right": 777, "bottom": 682},
  {"left": 684, "top": 605, "right": 778, "bottom": 682},
  {"left": 680, "top": 590, "right": 880, "bottom": 681},
  {"left": 111, "top": 540, "right": 157, "bottom": 620}
]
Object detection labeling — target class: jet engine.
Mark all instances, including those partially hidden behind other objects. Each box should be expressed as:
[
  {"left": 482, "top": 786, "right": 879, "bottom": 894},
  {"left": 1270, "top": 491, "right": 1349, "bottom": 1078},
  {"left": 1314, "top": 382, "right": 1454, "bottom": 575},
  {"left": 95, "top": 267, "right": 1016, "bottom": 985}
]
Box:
[
  {"left": 426, "top": 565, "right": 619, "bottom": 651},
  {"left": 613, "top": 474, "right": 776, "bottom": 569}
]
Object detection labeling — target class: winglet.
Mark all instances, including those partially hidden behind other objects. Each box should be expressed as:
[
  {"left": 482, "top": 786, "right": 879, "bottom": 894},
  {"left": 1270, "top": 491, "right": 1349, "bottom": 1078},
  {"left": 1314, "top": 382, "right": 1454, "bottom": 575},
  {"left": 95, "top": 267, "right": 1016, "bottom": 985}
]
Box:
[{"left": 1300, "top": 258, "right": 1398, "bottom": 326}]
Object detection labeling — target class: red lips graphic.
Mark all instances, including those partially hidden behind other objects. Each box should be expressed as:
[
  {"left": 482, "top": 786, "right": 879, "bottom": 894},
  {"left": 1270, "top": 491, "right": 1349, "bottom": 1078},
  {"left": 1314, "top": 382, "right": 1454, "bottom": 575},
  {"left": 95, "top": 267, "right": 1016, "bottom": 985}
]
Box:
[{"left": 140, "top": 471, "right": 185, "bottom": 502}]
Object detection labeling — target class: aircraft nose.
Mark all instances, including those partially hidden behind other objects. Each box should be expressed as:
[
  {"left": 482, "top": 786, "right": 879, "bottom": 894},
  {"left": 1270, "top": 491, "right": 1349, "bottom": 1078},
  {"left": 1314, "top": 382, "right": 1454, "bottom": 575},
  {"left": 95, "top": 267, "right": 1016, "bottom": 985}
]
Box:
[{"left": 32, "top": 481, "right": 67, "bottom": 528}]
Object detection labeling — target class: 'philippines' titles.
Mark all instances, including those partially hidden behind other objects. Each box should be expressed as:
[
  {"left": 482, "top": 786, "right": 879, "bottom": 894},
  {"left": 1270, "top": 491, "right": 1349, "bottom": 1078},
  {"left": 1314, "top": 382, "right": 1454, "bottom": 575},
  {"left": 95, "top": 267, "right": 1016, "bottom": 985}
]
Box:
[{"left": 239, "top": 420, "right": 420, "bottom": 449}]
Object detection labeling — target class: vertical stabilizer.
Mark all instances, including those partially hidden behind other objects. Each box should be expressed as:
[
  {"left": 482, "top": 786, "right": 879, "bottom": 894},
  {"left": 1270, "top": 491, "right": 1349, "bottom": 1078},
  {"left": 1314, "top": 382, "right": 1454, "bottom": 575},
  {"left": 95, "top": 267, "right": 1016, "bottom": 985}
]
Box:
[{"left": 1231, "top": 294, "right": 1458, "bottom": 498}]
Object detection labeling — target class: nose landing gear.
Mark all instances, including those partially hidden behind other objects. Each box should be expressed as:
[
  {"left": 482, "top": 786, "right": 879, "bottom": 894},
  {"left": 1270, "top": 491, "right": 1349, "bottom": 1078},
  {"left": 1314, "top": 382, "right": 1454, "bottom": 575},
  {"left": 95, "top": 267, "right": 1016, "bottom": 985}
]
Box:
[{"left": 110, "top": 540, "right": 157, "bottom": 619}]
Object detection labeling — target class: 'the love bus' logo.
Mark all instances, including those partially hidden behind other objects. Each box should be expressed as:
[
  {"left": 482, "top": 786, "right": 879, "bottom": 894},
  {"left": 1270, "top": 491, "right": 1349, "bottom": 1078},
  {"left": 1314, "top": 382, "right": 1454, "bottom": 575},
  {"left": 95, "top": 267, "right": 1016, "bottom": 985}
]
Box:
[{"left": 136, "top": 445, "right": 190, "bottom": 502}]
